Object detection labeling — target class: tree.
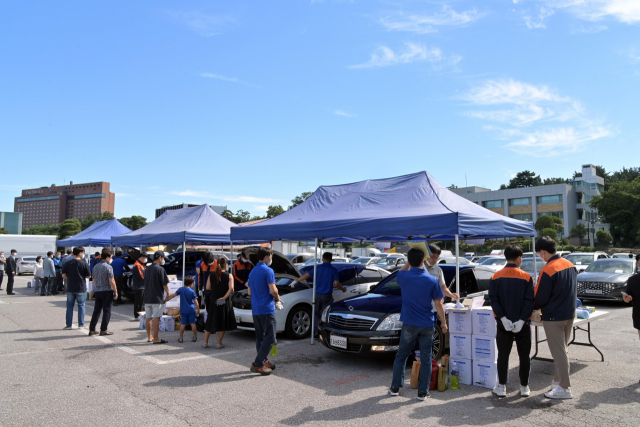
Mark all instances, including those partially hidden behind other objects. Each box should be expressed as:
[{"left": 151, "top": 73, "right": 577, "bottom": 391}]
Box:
[
  {"left": 609, "top": 167, "right": 640, "bottom": 185},
  {"left": 502, "top": 171, "right": 542, "bottom": 189},
  {"left": 100, "top": 211, "right": 115, "bottom": 221},
  {"left": 590, "top": 180, "right": 640, "bottom": 244},
  {"left": 540, "top": 228, "right": 557, "bottom": 240},
  {"left": 570, "top": 224, "right": 588, "bottom": 245},
  {"left": 58, "top": 219, "right": 82, "bottom": 240},
  {"left": 447, "top": 184, "right": 458, "bottom": 189},
  {"left": 81, "top": 214, "right": 99, "bottom": 230},
  {"left": 0, "top": 227, "right": 9, "bottom": 234},
  {"left": 534, "top": 215, "right": 555, "bottom": 232},
  {"left": 596, "top": 230, "right": 612, "bottom": 246},
  {"left": 23, "top": 224, "right": 60, "bottom": 236},
  {"left": 266, "top": 205, "right": 285, "bottom": 218},
  {"left": 235, "top": 210, "right": 251, "bottom": 223},
  {"left": 221, "top": 209, "right": 236, "bottom": 222},
  {"left": 543, "top": 177, "right": 568, "bottom": 185},
  {"left": 289, "top": 191, "right": 313, "bottom": 209},
  {"left": 119, "top": 215, "right": 147, "bottom": 230}
]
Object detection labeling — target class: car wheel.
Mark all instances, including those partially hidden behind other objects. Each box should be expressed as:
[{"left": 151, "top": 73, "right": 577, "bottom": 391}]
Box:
[
  {"left": 432, "top": 324, "right": 444, "bottom": 361},
  {"left": 285, "top": 305, "right": 312, "bottom": 339}
]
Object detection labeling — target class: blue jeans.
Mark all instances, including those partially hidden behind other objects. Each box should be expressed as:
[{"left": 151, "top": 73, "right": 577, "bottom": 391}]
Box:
[
  {"left": 391, "top": 324, "right": 434, "bottom": 393},
  {"left": 253, "top": 313, "right": 277, "bottom": 367},
  {"left": 66, "top": 292, "right": 87, "bottom": 328}
]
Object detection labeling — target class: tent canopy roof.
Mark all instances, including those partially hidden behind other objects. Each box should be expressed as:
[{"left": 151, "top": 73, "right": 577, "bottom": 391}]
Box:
[
  {"left": 57, "top": 219, "right": 132, "bottom": 247},
  {"left": 230, "top": 171, "right": 535, "bottom": 242},
  {"left": 111, "top": 204, "right": 258, "bottom": 246}
]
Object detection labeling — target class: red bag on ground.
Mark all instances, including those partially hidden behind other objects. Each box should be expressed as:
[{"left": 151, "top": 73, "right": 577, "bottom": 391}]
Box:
[{"left": 430, "top": 359, "right": 439, "bottom": 390}]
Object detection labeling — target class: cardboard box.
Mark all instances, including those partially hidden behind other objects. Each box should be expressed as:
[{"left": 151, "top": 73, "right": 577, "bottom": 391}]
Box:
[
  {"left": 449, "top": 358, "right": 473, "bottom": 386},
  {"left": 472, "top": 334, "right": 497, "bottom": 361},
  {"left": 448, "top": 308, "right": 472, "bottom": 334},
  {"left": 159, "top": 315, "right": 175, "bottom": 332},
  {"left": 164, "top": 281, "right": 183, "bottom": 309},
  {"left": 166, "top": 307, "right": 180, "bottom": 316},
  {"left": 472, "top": 307, "right": 497, "bottom": 337},
  {"left": 473, "top": 360, "right": 498, "bottom": 389},
  {"left": 138, "top": 313, "right": 146, "bottom": 330},
  {"left": 449, "top": 333, "right": 472, "bottom": 360}
]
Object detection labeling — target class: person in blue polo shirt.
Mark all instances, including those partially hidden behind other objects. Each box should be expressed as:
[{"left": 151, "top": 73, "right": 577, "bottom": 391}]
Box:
[
  {"left": 295, "top": 252, "right": 346, "bottom": 337},
  {"left": 111, "top": 250, "right": 130, "bottom": 305},
  {"left": 248, "top": 247, "right": 281, "bottom": 376},
  {"left": 389, "top": 248, "right": 447, "bottom": 401}
]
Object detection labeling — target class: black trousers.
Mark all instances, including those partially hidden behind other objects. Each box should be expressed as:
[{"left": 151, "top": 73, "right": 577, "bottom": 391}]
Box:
[
  {"left": 0, "top": 270, "right": 4, "bottom": 289},
  {"left": 55, "top": 271, "right": 64, "bottom": 291},
  {"left": 496, "top": 321, "right": 532, "bottom": 386},
  {"left": 6, "top": 272, "right": 14, "bottom": 294},
  {"left": 114, "top": 276, "right": 125, "bottom": 302},
  {"left": 41, "top": 277, "right": 55, "bottom": 295},
  {"left": 134, "top": 289, "right": 145, "bottom": 318},
  {"left": 89, "top": 291, "right": 114, "bottom": 332}
]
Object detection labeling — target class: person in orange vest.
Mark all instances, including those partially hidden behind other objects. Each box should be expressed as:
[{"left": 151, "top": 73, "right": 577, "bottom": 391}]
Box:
[
  {"left": 234, "top": 252, "right": 252, "bottom": 292},
  {"left": 199, "top": 251, "right": 217, "bottom": 308},
  {"left": 132, "top": 253, "right": 148, "bottom": 320}
]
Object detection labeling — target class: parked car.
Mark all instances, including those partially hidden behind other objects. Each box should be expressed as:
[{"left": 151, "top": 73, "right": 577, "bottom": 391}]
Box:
[
  {"left": 577, "top": 258, "right": 636, "bottom": 302},
  {"left": 232, "top": 250, "right": 391, "bottom": 339},
  {"left": 302, "top": 256, "right": 349, "bottom": 266},
  {"left": 372, "top": 256, "right": 407, "bottom": 272},
  {"left": 437, "top": 257, "right": 475, "bottom": 265},
  {"left": 318, "top": 264, "right": 495, "bottom": 358},
  {"left": 475, "top": 255, "right": 502, "bottom": 265},
  {"left": 478, "top": 257, "right": 507, "bottom": 272},
  {"left": 351, "top": 257, "right": 382, "bottom": 266},
  {"left": 519, "top": 257, "right": 546, "bottom": 279},
  {"left": 611, "top": 253, "right": 634, "bottom": 259},
  {"left": 287, "top": 253, "right": 317, "bottom": 268},
  {"left": 16, "top": 256, "right": 37, "bottom": 274},
  {"left": 564, "top": 252, "right": 609, "bottom": 273}
]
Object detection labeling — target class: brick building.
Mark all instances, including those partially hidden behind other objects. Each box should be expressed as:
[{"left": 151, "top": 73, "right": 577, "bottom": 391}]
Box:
[{"left": 14, "top": 181, "right": 115, "bottom": 228}]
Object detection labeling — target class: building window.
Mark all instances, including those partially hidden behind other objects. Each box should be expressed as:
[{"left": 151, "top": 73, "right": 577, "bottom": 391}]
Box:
[
  {"left": 482, "top": 200, "right": 504, "bottom": 208},
  {"left": 510, "top": 213, "right": 533, "bottom": 221},
  {"left": 537, "top": 195, "right": 562, "bottom": 204},
  {"left": 509, "top": 197, "right": 531, "bottom": 207},
  {"left": 538, "top": 211, "right": 563, "bottom": 220}
]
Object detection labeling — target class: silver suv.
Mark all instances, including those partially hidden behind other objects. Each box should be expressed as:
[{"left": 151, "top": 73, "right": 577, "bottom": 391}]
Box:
[{"left": 564, "top": 252, "right": 609, "bottom": 273}]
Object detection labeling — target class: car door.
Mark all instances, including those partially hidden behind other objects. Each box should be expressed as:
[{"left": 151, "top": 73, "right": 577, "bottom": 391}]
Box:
[
  {"left": 355, "top": 268, "right": 385, "bottom": 294},
  {"left": 332, "top": 267, "right": 360, "bottom": 301}
]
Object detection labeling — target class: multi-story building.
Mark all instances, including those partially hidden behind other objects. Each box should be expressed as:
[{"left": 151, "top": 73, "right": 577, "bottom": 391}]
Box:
[
  {"left": 14, "top": 181, "right": 115, "bottom": 228},
  {"left": 155, "top": 203, "right": 227, "bottom": 219},
  {"left": 451, "top": 164, "right": 609, "bottom": 246},
  {"left": 0, "top": 212, "right": 23, "bottom": 234}
]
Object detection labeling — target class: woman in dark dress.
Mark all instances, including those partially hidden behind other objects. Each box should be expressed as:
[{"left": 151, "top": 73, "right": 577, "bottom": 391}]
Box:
[
  {"left": 623, "top": 254, "right": 640, "bottom": 382},
  {"left": 203, "top": 257, "right": 237, "bottom": 349}
]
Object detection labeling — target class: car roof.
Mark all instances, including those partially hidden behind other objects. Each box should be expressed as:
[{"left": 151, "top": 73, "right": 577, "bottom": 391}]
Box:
[
  {"left": 593, "top": 258, "right": 633, "bottom": 262},
  {"left": 566, "top": 252, "right": 597, "bottom": 255}
]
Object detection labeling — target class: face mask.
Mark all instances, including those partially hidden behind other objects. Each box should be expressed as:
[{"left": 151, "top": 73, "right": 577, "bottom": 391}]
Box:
[
  {"left": 161, "top": 260, "right": 166, "bottom": 266},
  {"left": 208, "top": 262, "right": 214, "bottom": 266},
  {"left": 108, "top": 259, "right": 113, "bottom": 264},
  {"left": 242, "top": 258, "right": 248, "bottom": 263},
  {"left": 267, "top": 258, "right": 272, "bottom": 267}
]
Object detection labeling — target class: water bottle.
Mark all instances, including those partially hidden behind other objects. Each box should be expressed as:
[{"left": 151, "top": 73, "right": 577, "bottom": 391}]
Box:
[{"left": 451, "top": 362, "right": 460, "bottom": 390}]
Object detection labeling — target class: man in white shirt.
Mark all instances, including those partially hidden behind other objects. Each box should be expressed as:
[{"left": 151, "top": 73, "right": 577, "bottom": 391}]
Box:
[{"left": 425, "top": 244, "right": 460, "bottom": 300}]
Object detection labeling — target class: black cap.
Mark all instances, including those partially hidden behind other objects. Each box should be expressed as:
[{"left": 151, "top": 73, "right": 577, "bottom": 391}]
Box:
[{"left": 154, "top": 250, "right": 166, "bottom": 260}]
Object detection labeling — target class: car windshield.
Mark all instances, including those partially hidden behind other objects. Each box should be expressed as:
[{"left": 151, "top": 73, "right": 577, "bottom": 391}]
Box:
[
  {"left": 565, "top": 255, "right": 595, "bottom": 266},
  {"left": 371, "top": 275, "right": 400, "bottom": 296},
  {"left": 375, "top": 258, "right": 397, "bottom": 266},
  {"left": 519, "top": 258, "right": 545, "bottom": 273},
  {"left": 352, "top": 258, "right": 370, "bottom": 264},
  {"left": 585, "top": 260, "right": 634, "bottom": 274},
  {"left": 481, "top": 258, "right": 506, "bottom": 266}
]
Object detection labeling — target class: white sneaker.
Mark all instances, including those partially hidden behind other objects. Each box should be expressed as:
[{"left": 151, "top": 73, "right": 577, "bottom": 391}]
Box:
[
  {"left": 550, "top": 381, "right": 560, "bottom": 391},
  {"left": 545, "top": 387, "right": 573, "bottom": 399},
  {"left": 520, "top": 385, "right": 531, "bottom": 397},
  {"left": 492, "top": 384, "right": 506, "bottom": 397}
]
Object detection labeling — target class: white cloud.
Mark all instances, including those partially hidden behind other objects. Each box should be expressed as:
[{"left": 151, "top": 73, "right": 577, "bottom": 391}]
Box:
[
  {"left": 380, "top": 5, "right": 485, "bottom": 34},
  {"left": 254, "top": 205, "right": 270, "bottom": 212},
  {"left": 524, "top": 5, "right": 555, "bottom": 28},
  {"left": 200, "top": 73, "right": 239, "bottom": 82},
  {"left": 168, "top": 11, "right": 235, "bottom": 37},
  {"left": 464, "top": 79, "right": 611, "bottom": 156},
  {"left": 531, "top": 1, "right": 640, "bottom": 25},
  {"left": 349, "top": 42, "right": 461, "bottom": 69},
  {"left": 333, "top": 109, "right": 356, "bottom": 117},
  {"left": 171, "top": 190, "right": 279, "bottom": 204}
]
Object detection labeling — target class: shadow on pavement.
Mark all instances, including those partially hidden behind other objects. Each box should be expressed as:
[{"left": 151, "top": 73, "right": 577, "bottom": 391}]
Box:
[
  {"left": 576, "top": 381, "right": 640, "bottom": 409},
  {"left": 144, "top": 371, "right": 257, "bottom": 387}
]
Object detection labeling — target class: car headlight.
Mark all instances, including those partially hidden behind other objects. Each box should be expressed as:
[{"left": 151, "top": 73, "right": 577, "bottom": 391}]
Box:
[
  {"left": 321, "top": 306, "right": 331, "bottom": 323},
  {"left": 377, "top": 313, "right": 403, "bottom": 331}
]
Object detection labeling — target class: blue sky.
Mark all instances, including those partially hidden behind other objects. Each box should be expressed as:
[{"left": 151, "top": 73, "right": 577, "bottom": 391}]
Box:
[{"left": 1, "top": 0, "right": 639, "bottom": 221}]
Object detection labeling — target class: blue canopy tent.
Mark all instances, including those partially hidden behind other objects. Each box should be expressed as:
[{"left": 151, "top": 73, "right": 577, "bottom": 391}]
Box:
[
  {"left": 57, "top": 219, "right": 132, "bottom": 247},
  {"left": 231, "top": 171, "right": 536, "bottom": 343},
  {"left": 111, "top": 204, "right": 261, "bottom": 282}
]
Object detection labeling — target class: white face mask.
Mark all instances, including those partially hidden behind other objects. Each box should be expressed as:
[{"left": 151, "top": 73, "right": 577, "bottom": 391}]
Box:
[
  {"left": 242, "top": 258, "right": 248, "bottom": 263},
  {"left": 266, "top": 258, "right": 272, "bottom": 267},
  {"left": 208, "top": 262, "right": 214, "bottom": 266},
  {"left": 108, "top": 259, "right": 113, "bottom": 264},
  {"left": 161, "top": 260, "right": 166, "bottom": 265}
]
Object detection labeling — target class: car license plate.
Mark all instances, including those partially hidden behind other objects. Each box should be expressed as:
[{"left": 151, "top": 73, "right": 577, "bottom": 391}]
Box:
[
  {"left": 330, "top": 334, "right": 347, "bottom": 349},
  {"left": 584, "top": 289, "right": 603, "bottom": 294},
  {"left": 235, "top": 315, "right": 241, "bottom": 324}
]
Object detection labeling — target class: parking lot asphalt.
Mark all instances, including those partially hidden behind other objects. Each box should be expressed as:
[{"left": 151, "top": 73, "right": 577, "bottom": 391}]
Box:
[{"left": 1, "top": 275, "right": 639, "bottom": 426}]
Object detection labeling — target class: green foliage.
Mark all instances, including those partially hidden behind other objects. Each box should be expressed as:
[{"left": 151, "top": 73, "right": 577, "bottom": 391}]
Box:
[
  {"left": 289, "top": 192, "right": 313, "bottom": 209},
  {"left": 564, "top": 245, "right": 577, "bottom": 252},
  {"left": 58, "top": 219, "right": 82, "bottom": 240},
  {"left": 543, "top": 177, "right": 568, "bottom": 185},
  {"left": 266, "top": 205, "right": 285, "bottom": 218},
  {"left": 447, "top": 184, "right": 458, "bottom": 189},
  {"left": 80, "top": 214, "right": 99, "bottom": 230},
  {"left": 590, "top": 180, "right": 640, "bottom": 245},
  {"left": 501, "top": 171, "right": 542, "bottom": 189},
  {"left": 220, "top": 209, "right": 253, "bottom": 224},
  {"left": 596, "top": 230, "right": 612, "bottom": 245},
  {"left": 100, "top": 211, "right": 115, "bottom": 221},
  {"left": 561, "top": 238, "right": 569, "bottom": 245},
  {"left": 119, "top": 215, "right": 147, "bottom": 230},
  {"left": 535, "top": 215, "right": 562, "bottom": 232},
  {"left": 0, "top": 227, "right": 9, "bottom": 234},
  {"left": 540, "top": 228, "right": 558, "bottom": 240},
  {"left": 23, "top": 224, "right": 60, "bottom": 236},
  {"left": 570, "top": 224, "right": 588, "bottom": 239}
]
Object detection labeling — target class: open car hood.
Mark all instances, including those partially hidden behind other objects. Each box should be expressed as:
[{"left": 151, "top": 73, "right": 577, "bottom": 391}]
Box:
[{"left": 242, "top": 246, "right": 301, "bottom": 278}]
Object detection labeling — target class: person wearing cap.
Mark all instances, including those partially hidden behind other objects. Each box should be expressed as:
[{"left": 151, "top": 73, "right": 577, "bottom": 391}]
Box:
[
  {"left": 132, "top": 253, "right": 148, "bottom": 320},
  {"left": 90, "top": 252, "right": 101, "bottom": 271},
  {"left": 199, "top": 251, "right": 217, "bottom": 308},
  {"left": 143, "top": 251, "right": 171, "bottom": 344},
  {"left": 233, "top": 252, "right": 252, "bottom": 292}
]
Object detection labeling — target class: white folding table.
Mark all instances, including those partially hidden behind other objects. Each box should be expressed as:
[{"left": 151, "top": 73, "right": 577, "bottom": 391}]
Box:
[{"left": 530, "top": 311, "right": 610, "bottom": 362}]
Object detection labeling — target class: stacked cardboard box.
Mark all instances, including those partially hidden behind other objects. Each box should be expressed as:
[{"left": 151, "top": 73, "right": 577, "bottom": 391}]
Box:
[
  {"left": 447, "top": 308, "right": 473, "bottom": 385},
  {"left": 471, "top": 307, "right": 498, "bottom": 389},
  {"left": 164, "top": 280, "right": 183, "bottom": 310}
]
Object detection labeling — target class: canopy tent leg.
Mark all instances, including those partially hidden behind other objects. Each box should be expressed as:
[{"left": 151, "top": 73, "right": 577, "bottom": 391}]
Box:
[
  {"left": 311, "top": 238, "right": 318, "bottom": 345},
  {"left": 230, "top": 241, "right": 234, "bottom": 274},
  {"left": 455, "top": 235, "right": 460, "bottom": 300},
  {"left": 182, "top": 241, "right": 186, "bottom": 287},
  {"left": 533, "top": 236, "right": 537, "bottom": 283}
]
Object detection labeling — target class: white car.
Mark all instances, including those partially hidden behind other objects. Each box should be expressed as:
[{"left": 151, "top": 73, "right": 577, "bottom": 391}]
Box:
[
  {"left": 611, "top": 253, "right": 634, "bottom": 259},
  {"left": 351, "top": 257, "right": 381, "bottom": 266},
  {"left": 478, "top": 257, "right": 507, "bottom": 272},
  {"left": 232, "top": 248, "right": 390, "bottom": 339},
  {"left": 565, "top": 252, "right": 609, "bottom": 272},
  {"left": 17, "top": 256, "right": 38, "bottom": 274}
]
